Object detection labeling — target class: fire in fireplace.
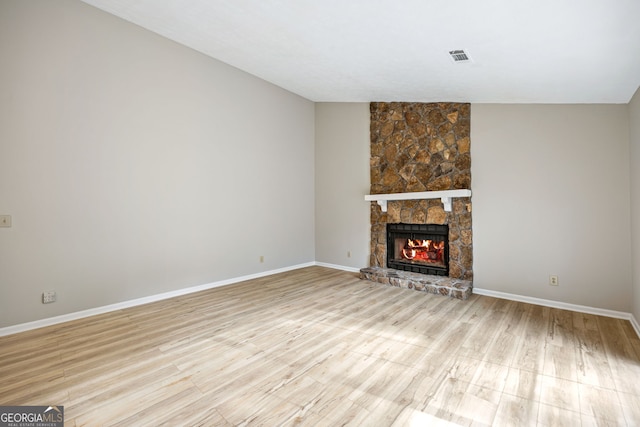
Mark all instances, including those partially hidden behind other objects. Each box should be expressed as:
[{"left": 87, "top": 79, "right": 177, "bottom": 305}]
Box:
[{"left": 387, "top": 223, "right": 449, "bottom": 276}]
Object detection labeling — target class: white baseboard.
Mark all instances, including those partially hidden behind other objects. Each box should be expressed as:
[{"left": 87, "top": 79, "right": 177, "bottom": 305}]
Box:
[
  {"left": 631, "top": 314, "right": 640, "bottom": 339},
  {"left": 314, "top": 262, "right": 361, "bottom": 273},
  {"left": 0, "top": 262, "right": 315, "bottom": 337},
  {"left": 473, "top": 287, "right": 638, "bottom": 331}
]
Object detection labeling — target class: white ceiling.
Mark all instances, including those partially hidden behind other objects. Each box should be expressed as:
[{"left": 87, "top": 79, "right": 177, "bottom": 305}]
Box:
[{"left": 81, "top": 0, "right": 640, "bottom": 103}]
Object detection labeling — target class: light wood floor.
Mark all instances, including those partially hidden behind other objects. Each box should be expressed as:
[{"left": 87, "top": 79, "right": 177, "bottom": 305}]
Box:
[{"left": 1, "top": 266, "right": 640, "bottom": 426}]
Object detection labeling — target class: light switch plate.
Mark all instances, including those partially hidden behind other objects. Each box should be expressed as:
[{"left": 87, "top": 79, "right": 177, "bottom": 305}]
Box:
[{"left": 0, "top": 215, "right": 11, "bottom": 227}]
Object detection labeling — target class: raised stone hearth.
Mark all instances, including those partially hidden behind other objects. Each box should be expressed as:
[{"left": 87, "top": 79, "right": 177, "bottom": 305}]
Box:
[{"left": 360, "top": 267, "right": 472, "bottom": 300}]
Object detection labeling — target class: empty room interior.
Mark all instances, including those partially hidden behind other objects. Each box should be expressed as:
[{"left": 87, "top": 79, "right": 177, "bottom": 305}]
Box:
[{"left": 2, "top": 0, "right": 640, "bottom": 425}]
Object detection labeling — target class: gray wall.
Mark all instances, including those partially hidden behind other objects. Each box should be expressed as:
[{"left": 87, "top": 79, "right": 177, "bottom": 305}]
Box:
[
  {"left": 630, "top": 87, "right": 640, "bottom": 321},
  {"left": 0, "top": 0, "right": 315, "bottom": 327},
  {"left": 314, "top": 103, "right": 370, "bottom": 269},
  {"left": 471, "top": 104, "right": 632, "bottom": 311}
]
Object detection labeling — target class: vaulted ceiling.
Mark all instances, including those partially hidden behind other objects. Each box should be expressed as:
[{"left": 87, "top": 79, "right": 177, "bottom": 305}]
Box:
[{"left": 81, "top": 0, "right": 640, "bottom": 103}]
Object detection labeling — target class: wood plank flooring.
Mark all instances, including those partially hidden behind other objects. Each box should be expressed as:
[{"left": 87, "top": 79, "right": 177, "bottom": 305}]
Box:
[{"left": 1, "top": 266, "right": 639, "bottom": 426}]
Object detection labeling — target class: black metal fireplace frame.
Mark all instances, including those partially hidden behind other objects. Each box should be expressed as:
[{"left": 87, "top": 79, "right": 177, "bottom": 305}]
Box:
[{"left": 386, "top": 223, "right": 449, "bottom": 276}]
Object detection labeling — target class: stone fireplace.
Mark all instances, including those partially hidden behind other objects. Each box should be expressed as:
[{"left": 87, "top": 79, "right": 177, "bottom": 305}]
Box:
[{"left": 360, "top": 102, "right": 473, "bottom": 299}]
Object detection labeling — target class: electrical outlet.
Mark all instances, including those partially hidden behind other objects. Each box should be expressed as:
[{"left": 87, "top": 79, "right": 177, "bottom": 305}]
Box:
[
  {"left": 549, "top": 275, "right": 559, "bottom": 286},
  {"left": 260, "top": 255, "right": 264, "bottom": 263},
  {"left": 43, "top": 290, "right": 57, "bottom": 304},
  {"left": 347, "top": 251, "right": 352, "bottom": 258},
  {"left": 0, "top": 215, "right": 11, "bottom": 227}
]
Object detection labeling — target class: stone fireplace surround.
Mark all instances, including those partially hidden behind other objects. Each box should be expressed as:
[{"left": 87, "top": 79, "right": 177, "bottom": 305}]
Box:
[{"left": 359, "top": 102, "right": 473, "bottom": 299}]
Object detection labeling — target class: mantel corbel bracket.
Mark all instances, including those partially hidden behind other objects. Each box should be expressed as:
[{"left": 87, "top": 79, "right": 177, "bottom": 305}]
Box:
[
  {"left": 441, "top": 197, "right": 452, "bottom": 212},
  {"left": 376, "top": 200, "right": 388, "bottom": 212}
]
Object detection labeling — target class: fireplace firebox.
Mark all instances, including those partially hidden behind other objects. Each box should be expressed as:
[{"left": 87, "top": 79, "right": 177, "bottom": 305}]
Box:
[{"left": 387, "top": 223, "right": 449, "bottom": 276}]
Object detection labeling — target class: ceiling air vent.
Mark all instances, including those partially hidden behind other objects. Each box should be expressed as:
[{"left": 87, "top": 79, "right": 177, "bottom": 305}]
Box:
[{"left": 449, "top": 49, "right": 471, "bottom": 62}]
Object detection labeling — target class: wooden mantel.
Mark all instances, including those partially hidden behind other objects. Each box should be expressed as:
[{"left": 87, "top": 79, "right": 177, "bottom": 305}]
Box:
[{"left": 365, "top": 189, "right": 472, "bottom": 212}]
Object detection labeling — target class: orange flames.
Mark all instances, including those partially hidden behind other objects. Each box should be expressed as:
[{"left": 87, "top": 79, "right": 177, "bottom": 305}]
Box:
[{"left": 401, "top": 239, "right": 444, "bottom": 263}]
